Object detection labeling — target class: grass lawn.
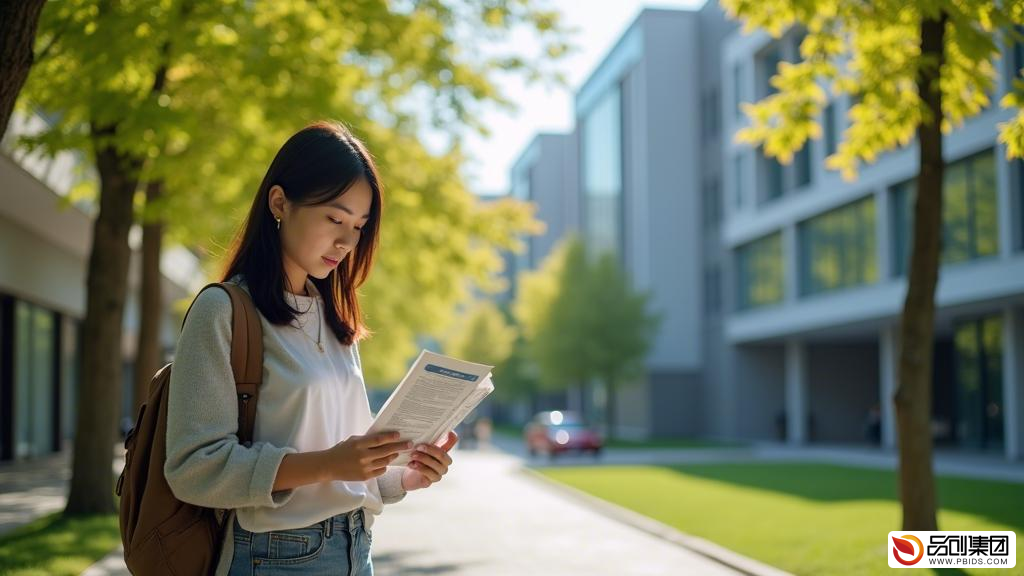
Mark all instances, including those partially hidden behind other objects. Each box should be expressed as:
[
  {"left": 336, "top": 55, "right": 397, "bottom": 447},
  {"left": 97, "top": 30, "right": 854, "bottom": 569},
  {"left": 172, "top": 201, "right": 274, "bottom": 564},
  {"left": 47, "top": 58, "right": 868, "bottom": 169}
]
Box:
[
  {"left": 539, "top": 462, "right": 1024, "bottom": 576},
  {"left": 0, "top": 512, "right": 120, "bottom": 576}
]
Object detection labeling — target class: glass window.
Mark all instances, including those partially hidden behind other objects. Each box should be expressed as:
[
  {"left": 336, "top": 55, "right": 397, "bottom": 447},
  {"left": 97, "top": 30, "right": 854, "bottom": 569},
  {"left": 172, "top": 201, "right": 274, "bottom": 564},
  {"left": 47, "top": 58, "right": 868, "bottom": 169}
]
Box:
[
  {"left": 33, "top": 307, "right": 53, "bottom": 455},
  {"left": 891, "top": 179, "right": 914, "bottom": 277},
  {"left": 581, "top": 86, "right": 623, "bottom": 259},
  {"left": 62, "top": 317, "right": 80, "bottom": 443},
  {"left": 704, "top": 266, "right": 721, "bottom": 316},
  {"left": 981, "top": 316, "right": 1004, "bottom": 450},
  {"left": 14, "top": 301, "right": 55, "bottom": 459},
  {"left": 944, "top": 159, "right": 971, "bottom": 264},
  {"left": 15, "top": 302, "right": 30, "bottom": 459},
  {"left": 761, "top": 147, "right": 784, "bottom": 202},
  {"left": 823, "top": 103, "right": 837, "bottom": 158},
  {"left": 953, "top": 315, "right": 1004, "bottom": 451},
  {"left": 702, "top": 86, "right": 722, "bottom": 140},
  {"left": 891, "top": 149, "right": 999, "bottom": 275},
  {"left": 794, "top": 141, "right": 812, "bottom": 189},
  {"left": 735, "top": 232, "right": 784, "bottom": 310},
  {"left": 758, "top": 47, "right": 781, "bottom": 99},
  {"left": 1008, "top": 26, "right": 1024, "bottom": 91},
  {"left": 955, "top": 319, "right": 983, "bottom": 449},
  {"left": 972, "top": 152, "right": 998, "bottom": 257},
  {"left": 733, "top": 154, "right": 745, "bottom": 209},
  {"left": 703, "top": 177, "right": 721, "bottom": 229},
  {"left": 799, "top": 197, "right": 877, "bottom": 295}
]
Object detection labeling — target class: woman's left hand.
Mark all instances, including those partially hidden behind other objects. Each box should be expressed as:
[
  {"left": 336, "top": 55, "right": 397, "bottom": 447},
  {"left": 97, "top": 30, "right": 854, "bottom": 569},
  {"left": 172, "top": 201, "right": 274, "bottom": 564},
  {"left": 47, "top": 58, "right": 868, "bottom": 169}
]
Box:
[{"left": 401, "top": 431, "right": 458, "bottom": 491}]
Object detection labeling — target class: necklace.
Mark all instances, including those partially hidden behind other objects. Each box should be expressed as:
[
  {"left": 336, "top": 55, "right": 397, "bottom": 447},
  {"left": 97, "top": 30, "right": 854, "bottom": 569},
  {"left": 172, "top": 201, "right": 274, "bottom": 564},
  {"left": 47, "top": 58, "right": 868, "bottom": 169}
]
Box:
[
  {"left": 292, "top": 293, "right": 323, "bottom": 352},
  {"left": 287, "top": 288, "right": 315, "bottom": 315},
  {"left": 288, "top": 288, "right": 324, "bottom": 353}
]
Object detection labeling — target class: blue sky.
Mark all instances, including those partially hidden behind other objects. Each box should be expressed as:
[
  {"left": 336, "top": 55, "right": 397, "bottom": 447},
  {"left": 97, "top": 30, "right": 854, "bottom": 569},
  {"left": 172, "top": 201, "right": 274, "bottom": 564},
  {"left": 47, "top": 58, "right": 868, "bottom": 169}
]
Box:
[{"left": 441, "top": 0, "right": 707, "bottom": 196}]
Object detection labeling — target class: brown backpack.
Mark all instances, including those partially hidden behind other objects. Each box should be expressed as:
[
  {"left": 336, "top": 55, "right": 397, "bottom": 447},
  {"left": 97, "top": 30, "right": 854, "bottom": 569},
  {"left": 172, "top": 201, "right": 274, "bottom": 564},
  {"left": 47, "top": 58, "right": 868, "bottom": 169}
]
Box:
[{"left": 115, "top": 282, "right": 263, "bottom": 575}]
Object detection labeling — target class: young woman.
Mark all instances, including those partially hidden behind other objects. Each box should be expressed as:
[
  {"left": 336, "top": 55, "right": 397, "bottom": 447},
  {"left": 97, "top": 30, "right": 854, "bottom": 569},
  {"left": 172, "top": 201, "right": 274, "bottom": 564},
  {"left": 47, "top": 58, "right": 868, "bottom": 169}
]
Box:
[{"left": 164, "top": 120, "right": 457, "bottom": 576}]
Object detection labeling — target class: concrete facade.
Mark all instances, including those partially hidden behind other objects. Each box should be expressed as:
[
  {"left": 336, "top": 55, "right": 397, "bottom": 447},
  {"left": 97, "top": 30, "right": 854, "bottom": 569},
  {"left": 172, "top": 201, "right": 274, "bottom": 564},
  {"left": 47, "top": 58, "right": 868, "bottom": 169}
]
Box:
[
  {"left": 505, "top": 2, "right": 1024, "bottom": 461},
  {"left": 0, "top": 112, "right": 203, "bottom": 462}
]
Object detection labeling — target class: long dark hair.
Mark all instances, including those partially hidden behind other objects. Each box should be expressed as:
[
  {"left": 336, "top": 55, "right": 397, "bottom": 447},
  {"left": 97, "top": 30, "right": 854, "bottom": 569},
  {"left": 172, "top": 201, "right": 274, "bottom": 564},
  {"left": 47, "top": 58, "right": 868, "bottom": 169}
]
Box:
[{"left": 222, "top": 120, "right": 383, "bottom": 345}]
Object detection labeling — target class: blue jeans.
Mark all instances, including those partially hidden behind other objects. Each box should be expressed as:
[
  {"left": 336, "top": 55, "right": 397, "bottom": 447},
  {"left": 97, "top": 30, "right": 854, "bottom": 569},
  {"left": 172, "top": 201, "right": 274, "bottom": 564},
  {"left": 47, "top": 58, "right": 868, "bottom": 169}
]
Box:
[{"left": 228, "top": 508, "right": 373, "bottom": 576}]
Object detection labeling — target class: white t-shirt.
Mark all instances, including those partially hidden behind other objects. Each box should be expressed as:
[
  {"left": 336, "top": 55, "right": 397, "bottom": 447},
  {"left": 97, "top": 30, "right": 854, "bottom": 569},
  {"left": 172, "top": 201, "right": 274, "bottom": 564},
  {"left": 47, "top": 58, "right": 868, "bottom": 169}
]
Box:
[{"left": 163, "top": 276, "right": 405, "bottom": 575}]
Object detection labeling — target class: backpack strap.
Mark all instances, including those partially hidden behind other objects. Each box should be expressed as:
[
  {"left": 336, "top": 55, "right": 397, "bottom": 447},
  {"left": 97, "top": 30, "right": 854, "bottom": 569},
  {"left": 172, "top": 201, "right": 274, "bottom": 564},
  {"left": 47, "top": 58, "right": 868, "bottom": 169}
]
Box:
[{"left": 181, "top": 282, "right": 263, "bottom": 447}]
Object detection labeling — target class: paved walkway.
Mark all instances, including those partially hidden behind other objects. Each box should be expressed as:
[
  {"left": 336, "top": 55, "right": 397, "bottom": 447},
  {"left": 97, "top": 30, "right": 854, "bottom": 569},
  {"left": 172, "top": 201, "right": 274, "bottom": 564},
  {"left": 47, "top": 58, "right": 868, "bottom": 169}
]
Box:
[
  {"left": 0, "top": 445, "right": 127, "bottom": 537},
  {"left": 370, "top": 447, "right": 755, "bottom": 576},
  {"left": 72, "top": 445, "right": 756, "bottom": 576},
  {"left": 3, "top": 436, "right": 1020, "bottom": 575},
  {"left": 0, "top": 450, "right": 71, "bottom": 536}
]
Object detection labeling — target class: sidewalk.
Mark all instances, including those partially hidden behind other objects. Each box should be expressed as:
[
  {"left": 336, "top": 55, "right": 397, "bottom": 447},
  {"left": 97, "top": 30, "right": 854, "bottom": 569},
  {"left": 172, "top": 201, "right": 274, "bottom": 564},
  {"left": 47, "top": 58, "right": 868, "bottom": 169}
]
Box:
[
  {"left": 2, "top": 443, "right": 765, "bottom": 575},
  {"left": 0, "top": 449, "right": 71, "bottom": 537},
  {"left": 370, "top": 447, "right": 761, "bottom": 576},
  {"left": 2, "top": 437, "right": 1020, "bottom": 575},
  {"left": 82, "top": 446, "right": 757, "bottom": 575},
  {"left": 0, "top": 444, "right": 127, "bottom": 537}
]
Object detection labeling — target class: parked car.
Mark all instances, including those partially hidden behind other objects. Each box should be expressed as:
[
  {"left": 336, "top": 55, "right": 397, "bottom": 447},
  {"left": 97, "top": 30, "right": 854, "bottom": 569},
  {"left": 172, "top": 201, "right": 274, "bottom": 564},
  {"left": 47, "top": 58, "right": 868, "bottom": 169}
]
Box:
[{"left": 524, "top": 410, "right": 603, "bottom": 457}]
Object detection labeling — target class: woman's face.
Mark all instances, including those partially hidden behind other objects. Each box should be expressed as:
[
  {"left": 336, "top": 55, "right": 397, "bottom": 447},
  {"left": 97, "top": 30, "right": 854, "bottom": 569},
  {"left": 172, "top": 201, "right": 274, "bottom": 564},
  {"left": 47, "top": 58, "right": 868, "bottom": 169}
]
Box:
[{"left": 269, "top": 178, "right": 373, "bottom": 290}]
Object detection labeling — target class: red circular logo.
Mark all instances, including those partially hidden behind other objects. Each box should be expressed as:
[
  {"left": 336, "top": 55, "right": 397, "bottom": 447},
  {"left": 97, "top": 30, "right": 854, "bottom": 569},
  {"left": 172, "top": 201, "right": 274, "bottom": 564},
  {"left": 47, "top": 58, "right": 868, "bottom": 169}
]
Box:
[{"left": 892, "top": 534, "right": 925, "bottom": 566}]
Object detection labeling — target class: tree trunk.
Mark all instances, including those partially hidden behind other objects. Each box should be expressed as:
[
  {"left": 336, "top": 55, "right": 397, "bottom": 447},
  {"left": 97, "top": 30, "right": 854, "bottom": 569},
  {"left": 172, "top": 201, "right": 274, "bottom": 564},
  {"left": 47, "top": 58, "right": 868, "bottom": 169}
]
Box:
[
  {"left": 64, "top": 18, "right": 174, "bottom": 514},
  {"left": 894, "top": 10, "right": 946, "bottom": 532},
  {"left": 65, "top": 125, "right": 142, "bottom": 515},
  {"left": 134, "top": 180, "right": 164, "bottom": 415},
  {"left": 0, "top": 0, "right": 46, "bottom": 137}
]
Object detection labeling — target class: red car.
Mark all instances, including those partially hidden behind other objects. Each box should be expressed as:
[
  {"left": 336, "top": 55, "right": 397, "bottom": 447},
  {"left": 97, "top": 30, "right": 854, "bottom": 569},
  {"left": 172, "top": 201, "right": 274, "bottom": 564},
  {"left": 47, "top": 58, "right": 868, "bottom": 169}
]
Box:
[{"left": 524, "top": 411, "right": 603, "bottom": 457}]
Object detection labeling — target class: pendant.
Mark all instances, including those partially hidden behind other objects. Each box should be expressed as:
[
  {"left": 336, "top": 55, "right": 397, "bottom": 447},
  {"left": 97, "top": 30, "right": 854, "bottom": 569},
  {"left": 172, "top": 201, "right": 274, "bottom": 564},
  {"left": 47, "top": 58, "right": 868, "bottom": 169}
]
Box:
[{"left": 318, "top": 343, "right": 324, "bottom": 353}]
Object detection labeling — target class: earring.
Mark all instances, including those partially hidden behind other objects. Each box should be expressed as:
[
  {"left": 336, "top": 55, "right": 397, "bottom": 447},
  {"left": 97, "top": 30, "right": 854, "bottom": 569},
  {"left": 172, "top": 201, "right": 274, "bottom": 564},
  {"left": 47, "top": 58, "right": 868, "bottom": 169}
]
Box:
[{"left": 275, "top": 216, "right": 281, "bottom": 230}]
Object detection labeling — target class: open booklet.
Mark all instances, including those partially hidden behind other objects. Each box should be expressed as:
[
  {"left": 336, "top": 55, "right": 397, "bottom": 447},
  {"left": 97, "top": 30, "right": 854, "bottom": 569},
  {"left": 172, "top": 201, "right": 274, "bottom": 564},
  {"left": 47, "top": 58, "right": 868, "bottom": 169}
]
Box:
[{"left": 366, "top": 349, "right": 494, "bottom": 466}]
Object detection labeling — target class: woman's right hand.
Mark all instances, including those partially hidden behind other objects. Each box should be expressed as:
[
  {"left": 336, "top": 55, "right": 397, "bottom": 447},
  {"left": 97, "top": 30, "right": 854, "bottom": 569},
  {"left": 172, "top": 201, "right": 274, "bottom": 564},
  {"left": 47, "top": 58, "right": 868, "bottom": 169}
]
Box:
[{"left": 322, "top": 431, "right": 412, "bottom": 482}]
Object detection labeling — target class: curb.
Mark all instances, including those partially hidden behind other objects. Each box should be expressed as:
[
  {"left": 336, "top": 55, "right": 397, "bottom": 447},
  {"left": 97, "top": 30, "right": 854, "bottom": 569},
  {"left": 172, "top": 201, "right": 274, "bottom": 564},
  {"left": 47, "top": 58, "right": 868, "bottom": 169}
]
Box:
[{"left": 517, "top": 465, "right": 793, "bottom": 576}]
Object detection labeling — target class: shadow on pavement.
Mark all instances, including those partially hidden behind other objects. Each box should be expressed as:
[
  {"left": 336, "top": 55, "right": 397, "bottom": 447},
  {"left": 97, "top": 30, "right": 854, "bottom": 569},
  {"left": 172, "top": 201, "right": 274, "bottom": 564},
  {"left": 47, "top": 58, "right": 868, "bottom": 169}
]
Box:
[{"left": 373, "top": 549, "right": 483, "bottom": 575}]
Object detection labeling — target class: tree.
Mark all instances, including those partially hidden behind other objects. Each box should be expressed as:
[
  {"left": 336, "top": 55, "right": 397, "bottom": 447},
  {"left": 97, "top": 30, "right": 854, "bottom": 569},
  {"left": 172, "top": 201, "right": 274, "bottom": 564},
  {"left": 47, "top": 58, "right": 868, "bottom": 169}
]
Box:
[
  {"left": 512, "top": 237, "right": 660, "bottom": 439},
  {"left": 491, "top": 332, "right": 541, "bottom": 404},
  {"left": 15, "top": 0, "right": 568, "bottom": 515},
  {"left": 579, "top": 252, "right": 660, "bottom": 442},
  {"left": 442, "top": 300, "right": 518, "bottom": 370},
  {"left": 512, "top": 237, "right": 585, "bottom": 398},
  {"left": 720, "top": 0, "right": 1024, "bottom": 530},
  {"left": 529, "top": 239, "right": 594, "bottom": 396},
  {"left": 0, "top": 0, "right": 46, "bottom": 136}
]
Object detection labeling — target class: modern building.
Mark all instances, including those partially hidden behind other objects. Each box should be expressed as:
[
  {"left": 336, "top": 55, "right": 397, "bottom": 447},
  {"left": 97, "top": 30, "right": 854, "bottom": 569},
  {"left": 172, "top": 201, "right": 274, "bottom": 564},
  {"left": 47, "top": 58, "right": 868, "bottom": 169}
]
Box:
[
  {"left": 504, "top": 2, "right": 1024, "bottom": 461},
  {"left": 720, "top": 12, "right": 1024, "bottom": 460},
  {"left": 573, "top": 8, "right": 709, "bottom": 438},
  {"left": 485, "top": 132, "right": 581, "bottom": 309},
  {"left": 509, "top": 132, "right": 580, "bottom": 278},
  {"left": 0, "top": 111, "right": 203, "bottom": 462}
]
